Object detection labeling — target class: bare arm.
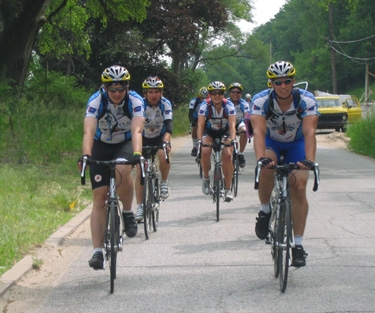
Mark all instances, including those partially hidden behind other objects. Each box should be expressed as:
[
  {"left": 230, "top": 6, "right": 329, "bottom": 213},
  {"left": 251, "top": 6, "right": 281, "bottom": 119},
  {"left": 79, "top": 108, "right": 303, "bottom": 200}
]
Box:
[
  {"left": 228, "top": 115, "right": 236, "bottom": 140},
  {"left": 197, "top": 114, "right": 205, "bottom": 140},
  {"left": 302, "top": 115, "right": 318, "bottom": 162},
  {"left": 82, "top": 117, "right": 97, "bottom": 156},
  {"left": 250, "top": 114, "right": 267, "bottom": 160},
  {"left": 131, "top": 116, "right": 145, "bottom": 154}
]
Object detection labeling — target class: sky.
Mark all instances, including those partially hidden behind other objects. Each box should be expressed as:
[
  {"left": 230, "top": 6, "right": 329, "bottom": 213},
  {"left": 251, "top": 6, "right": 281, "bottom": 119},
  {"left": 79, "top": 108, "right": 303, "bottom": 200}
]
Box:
[{"left": 240, "top": 0, "right": 287, "bottom": 33}]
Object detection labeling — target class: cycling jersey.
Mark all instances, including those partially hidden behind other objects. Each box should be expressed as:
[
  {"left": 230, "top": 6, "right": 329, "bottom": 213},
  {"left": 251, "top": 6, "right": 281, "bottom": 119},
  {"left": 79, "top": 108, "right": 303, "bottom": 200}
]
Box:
[
  {"left": 85, "top": 88, "right": 144, "bottom": 144},
  {"left": 198, "top": 99, "right": 236, "bottom": 132},
  {"left": 250, "top": 88, "right": 319, "bottom": 142},
  {"left": 189, "top": 97, "right": 203, "bottom": 122},
  {"left": 143, "top": 97, "right": 173, "bottom": 138},
  {"left": 227, "top": 97, "right": 249, "bottom": 125}
]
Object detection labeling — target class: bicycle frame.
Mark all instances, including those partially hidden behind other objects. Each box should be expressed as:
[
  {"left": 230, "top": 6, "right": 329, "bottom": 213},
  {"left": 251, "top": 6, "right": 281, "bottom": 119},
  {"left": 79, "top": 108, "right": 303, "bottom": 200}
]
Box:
[
  {"left": 255, "top": 159, "right": 319, "bottom": 292},
  {"left": 142, "top": 144, "right": 169, "bottom": 239},
  {"left": 80, "top": 156, "right": 145, "bottom": 293},
  {"left": 198, "top": 137, "right": 233, "bottom": 221}
]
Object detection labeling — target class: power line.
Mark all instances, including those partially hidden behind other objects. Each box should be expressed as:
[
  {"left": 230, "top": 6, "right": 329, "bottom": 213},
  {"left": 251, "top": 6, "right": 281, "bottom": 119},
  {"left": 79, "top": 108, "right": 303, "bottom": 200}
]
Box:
[
  {"left": 328, "top": 43, "right": 375, "bottom": 64},
  {"left": 332, "top": 34, "right": 375, "bottom": 44}
]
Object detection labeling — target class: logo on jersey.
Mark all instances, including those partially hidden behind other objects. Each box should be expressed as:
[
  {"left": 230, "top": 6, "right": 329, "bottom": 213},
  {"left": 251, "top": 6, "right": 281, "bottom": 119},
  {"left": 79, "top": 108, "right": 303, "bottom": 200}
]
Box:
[
  {"left": 88, "top": 107, "right": 97, "bottom": 114},
  {"left": 133, "top": 106, "right": 142, "bottom": 112}
]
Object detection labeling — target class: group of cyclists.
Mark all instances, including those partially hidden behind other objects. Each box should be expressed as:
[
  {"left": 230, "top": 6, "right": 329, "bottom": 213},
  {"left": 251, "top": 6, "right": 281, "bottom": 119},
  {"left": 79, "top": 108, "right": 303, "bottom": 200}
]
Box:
[
  {"left": 188, "top": 60, "right": 319, "bottom": 267},
  {"left": 78, "top": 65, "right": 173, "bottom": 270},
  {"left": 78, "top": 60, "right": 319, "bottom": 270}
]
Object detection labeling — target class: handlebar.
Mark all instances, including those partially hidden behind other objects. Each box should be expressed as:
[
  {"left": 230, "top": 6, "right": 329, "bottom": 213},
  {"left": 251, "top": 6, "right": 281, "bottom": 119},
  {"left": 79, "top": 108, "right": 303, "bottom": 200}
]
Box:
[
  {"left": 142, "top": 143, "right": 170, "bottom": 164},
  {"left": 80, "top": 156, "right": 145, "bottom": 186},
  {"left": 254, "top": 161, "right": 320, "bottom": 192}
]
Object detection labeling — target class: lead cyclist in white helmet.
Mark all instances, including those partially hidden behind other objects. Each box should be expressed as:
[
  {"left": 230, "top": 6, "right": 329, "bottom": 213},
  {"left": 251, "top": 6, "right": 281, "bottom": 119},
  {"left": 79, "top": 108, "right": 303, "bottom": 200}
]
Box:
[{"left": 249, "top": 60, "right": 319, "bottom": 267}]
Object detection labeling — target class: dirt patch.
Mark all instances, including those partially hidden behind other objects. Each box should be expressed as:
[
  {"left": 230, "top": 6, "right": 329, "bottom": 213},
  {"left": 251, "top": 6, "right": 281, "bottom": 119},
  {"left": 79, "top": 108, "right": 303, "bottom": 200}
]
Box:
[{"left": 316, "top": 131, "right": 350, "bottom": 150}]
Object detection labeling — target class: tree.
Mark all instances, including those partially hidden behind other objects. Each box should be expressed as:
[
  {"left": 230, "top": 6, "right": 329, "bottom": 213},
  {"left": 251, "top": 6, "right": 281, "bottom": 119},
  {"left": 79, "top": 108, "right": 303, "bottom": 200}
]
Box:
[{"left": 0, "top": 0, "right": 148, "bottom": 93}]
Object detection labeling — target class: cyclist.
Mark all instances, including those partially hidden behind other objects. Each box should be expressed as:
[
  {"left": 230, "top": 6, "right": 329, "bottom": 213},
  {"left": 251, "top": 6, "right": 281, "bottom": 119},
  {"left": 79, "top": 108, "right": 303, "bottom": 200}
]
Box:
[
  {"left": 249, "top": 60, "right": 319, "bottom": 267},
  {"left": 134, "top": 76, "right": 173, "bottom": 221},
  {"left": 245, "top": 93, "right": 252, "bottom": 104},
  {"left": 78, "top": 65, "right": 145, "bottom": 270},
  {"left": 189, "top": 87, "right": 208, "bottom": 157},
  {"left": 227, "top": 82, "right": 250, "bottom": 168},
  {"left": 197, "top": 81, "right": 237, "bottom": 202}
]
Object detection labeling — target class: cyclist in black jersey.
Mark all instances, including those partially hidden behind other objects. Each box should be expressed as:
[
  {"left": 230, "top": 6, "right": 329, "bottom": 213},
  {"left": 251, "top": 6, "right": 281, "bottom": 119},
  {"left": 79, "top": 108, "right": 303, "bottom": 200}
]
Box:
[{"left": 77, "top": 65, "right": 144, "bottom": 270}]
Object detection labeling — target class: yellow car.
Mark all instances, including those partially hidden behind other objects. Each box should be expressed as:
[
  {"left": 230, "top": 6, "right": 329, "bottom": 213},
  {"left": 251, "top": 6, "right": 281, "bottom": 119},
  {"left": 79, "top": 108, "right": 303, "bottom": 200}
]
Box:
[
  {"left": 340, "top": 95, "right": 362, "bottom": 123},
  {"left": 316, "top": 95, "right": 362, "bottom": 132}
]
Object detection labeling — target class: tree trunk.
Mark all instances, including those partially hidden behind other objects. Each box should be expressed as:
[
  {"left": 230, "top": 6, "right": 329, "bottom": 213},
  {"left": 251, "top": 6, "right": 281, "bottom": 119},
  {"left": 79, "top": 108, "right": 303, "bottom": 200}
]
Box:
[{"left": 0, "top": 0, "right": 51, "bottom": 95}]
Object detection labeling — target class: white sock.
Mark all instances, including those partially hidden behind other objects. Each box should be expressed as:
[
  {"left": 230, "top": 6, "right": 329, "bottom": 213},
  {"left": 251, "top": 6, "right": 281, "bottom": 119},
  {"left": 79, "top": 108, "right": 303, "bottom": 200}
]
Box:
[
  {"left": 193, "top": 138, "right": 197, "bottom": 146},
  {"left": 93, "top": 247, "right": 102, "bottom": 254},
  {"left": 294, "top": 236, "right": 303, "bottom": 246},
  {"left": 260, "top": 203, "right": 271, "bottom": 214},
  {"left": 122, "top": 209, "right": 132, "bottom": 214}
]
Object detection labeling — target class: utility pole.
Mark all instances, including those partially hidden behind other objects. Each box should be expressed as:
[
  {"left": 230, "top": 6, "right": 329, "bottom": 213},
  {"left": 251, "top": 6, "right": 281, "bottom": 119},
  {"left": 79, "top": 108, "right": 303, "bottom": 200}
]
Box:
[{"left": 329, "top": 3, "right": 338, "bottom": 94}]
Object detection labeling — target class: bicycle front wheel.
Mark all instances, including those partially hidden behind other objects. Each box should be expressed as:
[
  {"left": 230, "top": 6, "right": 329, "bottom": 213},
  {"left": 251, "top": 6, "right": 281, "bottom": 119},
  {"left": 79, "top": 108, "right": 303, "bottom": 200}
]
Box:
[
  {"left": 278, "top": 199, "right": 292, "bottom": 292},
  {"left": 109, "top": 201, "right": 119, "bottom": 294},
  {"left": 143, "top": 174, "right": 153, "bottom": 240},
  {"left": 214, "top": 164, "right": 221, "bottom": 222},
  {"left": 270, "top": 199, "right": 279, "bottom": 278},
  {"left": 231, "top": 154, "right": 239, "bottom": 197},
  {"left": 152, "top": 177, "right": 160, "bottom": 232}
]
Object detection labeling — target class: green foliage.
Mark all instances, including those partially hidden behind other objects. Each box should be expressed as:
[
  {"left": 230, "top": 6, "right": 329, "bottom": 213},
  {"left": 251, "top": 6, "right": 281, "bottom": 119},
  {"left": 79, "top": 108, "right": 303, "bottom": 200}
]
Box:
[
  {"left": 0, "top": 162, "right": 87, "bottom": 277},
  {"left": 346, "top": 110, "right": 375, "bottom": 157},
  {"left": 172, "top": 104, "right": 190, "bottom": 136}
]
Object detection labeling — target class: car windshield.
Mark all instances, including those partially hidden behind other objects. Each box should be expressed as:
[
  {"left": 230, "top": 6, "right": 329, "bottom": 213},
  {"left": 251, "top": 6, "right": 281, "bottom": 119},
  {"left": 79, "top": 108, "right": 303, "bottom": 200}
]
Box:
[{"left": 317, "top": 99, "right": 340, "bottom": 108}]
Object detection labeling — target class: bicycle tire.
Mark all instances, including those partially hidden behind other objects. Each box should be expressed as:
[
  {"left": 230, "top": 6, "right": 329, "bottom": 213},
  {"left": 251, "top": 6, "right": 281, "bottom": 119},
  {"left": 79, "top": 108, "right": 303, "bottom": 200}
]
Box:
[
  {"left": 231, "top": 154, "right": 239, "bottom": 197},
  {"left": 109, "top": 201, "right": 118, "bottom": 294},
  {"left": 152, "top": 177, "right": 160, "bottom": 232},
  {"left": 143, "top": 174, "right": 153, "bottom": 240},
  {"left": 278, "top": 199, "right": 292, "bottom": 292},
  {"left": 270, "top": 199, "right": 279, "bottom": 278},
  {"left": 214, "top": 164, "right": 221, "bottom": 222},
  {"left": 198, "top": 159, "right": 203, "bottom": 178}
]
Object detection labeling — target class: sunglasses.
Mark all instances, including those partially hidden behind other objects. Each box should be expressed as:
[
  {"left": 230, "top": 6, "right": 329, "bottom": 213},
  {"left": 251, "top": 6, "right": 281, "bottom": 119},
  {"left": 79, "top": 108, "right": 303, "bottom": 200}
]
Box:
[
  {"left": 108, "top": 86, "right": 127, "bottom": 93},
  {"left": 230, "top": 91, "right": 241, "bottom": 94},
  {"left": 210, "top": 91, "right": 225, "bottom": 96},
  {"left": 273, "top": 78, "right": 293, "bottom": 86}
]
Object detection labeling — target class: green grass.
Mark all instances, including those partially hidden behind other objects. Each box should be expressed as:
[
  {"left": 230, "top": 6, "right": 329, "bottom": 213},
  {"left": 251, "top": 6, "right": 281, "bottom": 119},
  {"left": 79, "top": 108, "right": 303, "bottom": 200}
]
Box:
[
  {"left": 346, "top": 109, "right": 375, "bottom": 158},
  {"left": 0, "top": 163, "right": 91, "bottom": 276}
]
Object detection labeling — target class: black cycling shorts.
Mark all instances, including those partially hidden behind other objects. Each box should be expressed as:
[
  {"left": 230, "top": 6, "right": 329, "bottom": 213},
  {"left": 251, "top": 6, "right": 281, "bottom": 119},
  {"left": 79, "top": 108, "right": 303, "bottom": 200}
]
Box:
[{"left": 89, "top": 140, "right": 133, "bottom": 190}]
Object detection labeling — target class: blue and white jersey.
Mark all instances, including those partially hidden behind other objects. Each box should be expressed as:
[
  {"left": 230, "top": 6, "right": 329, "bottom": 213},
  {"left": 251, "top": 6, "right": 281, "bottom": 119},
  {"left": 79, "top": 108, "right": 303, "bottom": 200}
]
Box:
[
  {"left": 250, "top": 88, "right": 319, "bottom": 142},
  {"left": 143, "top": 97, "right": 173, "bottom": 138},
  {"left": 198, "top": 99, "right": 236, "bottom": 132},
  {"left": 227, "top": 97, "right": 249, "bottom": 124},
  {"left": 189, "top": 97, "right": 203, "bottom": 120},
  {"left": 85, "top": 88, "right": 144, "bottom": 143}
]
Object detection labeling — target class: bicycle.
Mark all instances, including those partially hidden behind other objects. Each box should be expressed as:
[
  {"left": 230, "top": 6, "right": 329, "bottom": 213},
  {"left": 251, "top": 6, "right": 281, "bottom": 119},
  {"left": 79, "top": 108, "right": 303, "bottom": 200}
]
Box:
[
  {"left": 80, "top": 156, "right": 145, "bottom": 294},
  {"left": 142, "top": 143, "right": 170, "bottom": 240},
  {"left": 198, "top": 137, "right": 235, "bottom": 222},
  {"left": 231, "top": 129, "right": 249, "bottom": 197},
  {"left": 254, "top": 155, "right": 320, "bottom": 292}
]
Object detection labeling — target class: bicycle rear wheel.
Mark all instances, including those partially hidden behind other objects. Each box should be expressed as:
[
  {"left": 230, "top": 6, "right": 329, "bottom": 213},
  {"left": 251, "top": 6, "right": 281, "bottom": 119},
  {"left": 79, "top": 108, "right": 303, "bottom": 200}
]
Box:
[
  {"left": 231, "top": 154, "right": 239, "bottom": 197},
  {"left": 143, "top": 174, "right": 153, "bottom": 240},
  {"left": 109, "top": 201, "right": 118, "bottom": 294},
  {"left": 278, "top": 199, "right": 292, "bottom": 292}
]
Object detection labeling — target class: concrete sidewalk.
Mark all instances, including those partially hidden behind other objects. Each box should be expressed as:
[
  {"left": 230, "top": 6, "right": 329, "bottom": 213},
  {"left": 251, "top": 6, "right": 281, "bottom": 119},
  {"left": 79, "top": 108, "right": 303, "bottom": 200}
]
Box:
[{"left": 0, "top": 205, "right": 92, "bottom": 296}]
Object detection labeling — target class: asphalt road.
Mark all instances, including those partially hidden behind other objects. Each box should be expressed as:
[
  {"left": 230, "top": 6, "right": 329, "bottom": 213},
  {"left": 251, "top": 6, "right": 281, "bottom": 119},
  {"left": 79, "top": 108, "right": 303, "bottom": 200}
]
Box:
[{"left": 5, "top": 135, "right": 375, "bottom": 312}]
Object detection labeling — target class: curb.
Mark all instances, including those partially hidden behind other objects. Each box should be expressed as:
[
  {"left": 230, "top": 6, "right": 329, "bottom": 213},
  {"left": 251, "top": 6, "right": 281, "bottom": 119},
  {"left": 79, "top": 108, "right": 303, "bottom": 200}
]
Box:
[{"left": 0, "top": 205, "right": 92, "bottom": 297}]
